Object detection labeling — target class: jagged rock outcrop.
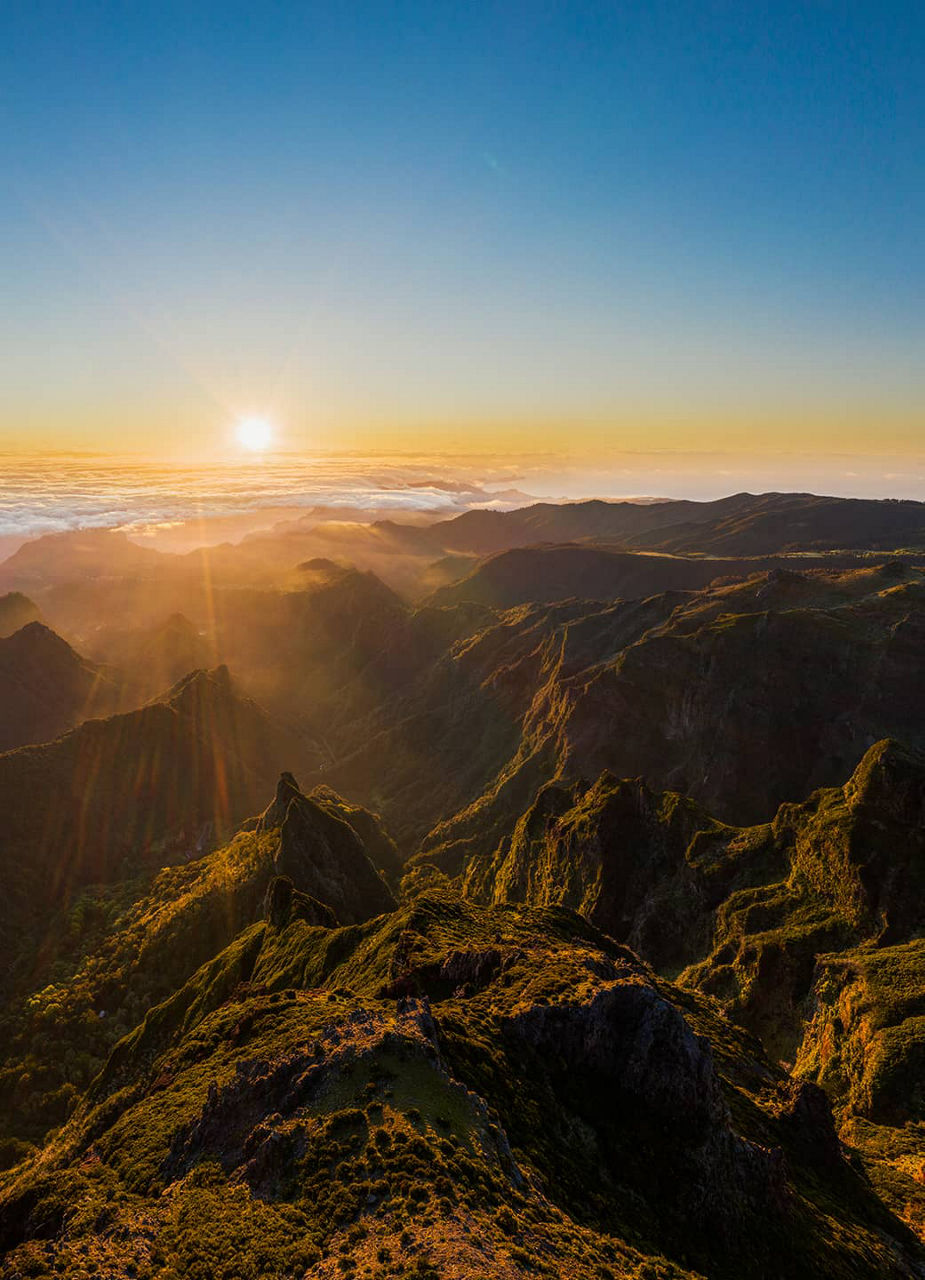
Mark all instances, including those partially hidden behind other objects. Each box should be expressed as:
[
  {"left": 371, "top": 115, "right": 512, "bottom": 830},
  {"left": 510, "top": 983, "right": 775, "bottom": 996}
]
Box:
[
  {"left": 453, "top": 738, "right": 925, "bottom": 1243},
  {"left": 263, "top": 873, "right": 338, "bottom": 929},
  {"left": 462, "top": 772, "right": 727, "bottom": 971},
  {"left": 681, "top": 739, "right": 925, "bottom": 1055},
  {"left": 461, "top": 741, "right": 925, "bottom": 1063},
  {"left": 502, "top": 978, "right": 790, "bottom": 1242},
  {"left": 0, "top": 773, "right": 402, "bottom": 1146},
  {"left": 256, "top": 769, "right": 303, "bottom": 832},
  {"left": 257, "top": 773, "right": 396, "bottom": 924}
]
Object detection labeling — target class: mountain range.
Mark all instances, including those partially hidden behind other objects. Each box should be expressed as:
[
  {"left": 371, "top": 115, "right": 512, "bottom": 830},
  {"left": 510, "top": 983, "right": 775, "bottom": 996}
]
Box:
[{"left": 2, "top": 490, "right": 925, "bottom": 1277}]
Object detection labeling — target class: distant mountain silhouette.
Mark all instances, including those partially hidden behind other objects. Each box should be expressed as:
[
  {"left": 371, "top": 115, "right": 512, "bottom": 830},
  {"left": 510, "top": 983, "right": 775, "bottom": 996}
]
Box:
[
  {"left": 0, "top": 592, "right": 43, "bottom": 637},
  {"left": 0, "top": 528, "right": 164, "bottom": 588},
  {"left": 424, "top": 494, "right": 749, "bottom": 553},
  {"left": 421, "top": 492, "right": 925, "bottom": 557},
  {"left": 0, "top": 622, "right": 117, "bottom": 751},
  {"left": 626, "top": 492, "right": 925, "bottom": 554},
  {"left": 95, "top": 611, "right": 213, "bottom": 703}
]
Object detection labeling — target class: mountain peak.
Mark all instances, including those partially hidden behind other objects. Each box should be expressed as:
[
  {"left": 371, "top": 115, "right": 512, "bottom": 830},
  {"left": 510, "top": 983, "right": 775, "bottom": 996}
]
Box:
[
  {"left": 0, "top": 621, "right": 116, "bottom": 751},
  {"left": 257, "top": 771, "right": 303, "bottom": 832},
  {"left": 159, "top": 663, "right": 234, "bottom": 711},
  {"left": 844, "top": 737, "right": 925, "bottom": 824}
]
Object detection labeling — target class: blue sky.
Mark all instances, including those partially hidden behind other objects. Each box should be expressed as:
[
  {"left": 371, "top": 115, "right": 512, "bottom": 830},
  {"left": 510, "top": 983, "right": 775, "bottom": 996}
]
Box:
[{"left": 1, "top": 0, "right": 923, "bottom": 460}]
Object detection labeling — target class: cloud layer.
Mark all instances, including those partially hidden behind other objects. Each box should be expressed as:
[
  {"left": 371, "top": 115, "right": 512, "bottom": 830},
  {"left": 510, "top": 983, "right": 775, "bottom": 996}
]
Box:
[
  {"left": 1, "top": 450, "right": 923, "bottom": 546},
  {"left": 0, "top": 455, "right": 533, "bottom": 540}
]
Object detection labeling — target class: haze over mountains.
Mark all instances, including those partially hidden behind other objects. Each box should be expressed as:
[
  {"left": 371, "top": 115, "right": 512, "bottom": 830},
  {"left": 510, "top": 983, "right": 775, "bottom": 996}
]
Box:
[{"left": 3, "top": 488, "right": 925, "bottom": 1277}]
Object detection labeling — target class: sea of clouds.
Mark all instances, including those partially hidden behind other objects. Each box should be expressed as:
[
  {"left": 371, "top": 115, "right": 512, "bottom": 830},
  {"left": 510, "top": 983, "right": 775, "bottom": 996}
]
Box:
[
  {"left": 2, "top": 449, "right": 922, "bottom": 547},
  {"left": 0, "top": 454, "right": 535, "bottom": 541}
]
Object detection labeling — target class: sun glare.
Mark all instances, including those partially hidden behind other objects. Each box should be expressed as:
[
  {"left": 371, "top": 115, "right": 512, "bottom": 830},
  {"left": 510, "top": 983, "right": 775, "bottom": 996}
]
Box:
[{"left": 235, "top": 416, "right": 274, "bottom": 452}]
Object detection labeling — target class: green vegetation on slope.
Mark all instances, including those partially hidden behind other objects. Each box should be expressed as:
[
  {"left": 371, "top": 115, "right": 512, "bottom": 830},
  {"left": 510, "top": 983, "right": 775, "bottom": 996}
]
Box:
[{"left": 3, "top": 892, "right": 921, "bottom": 1279}]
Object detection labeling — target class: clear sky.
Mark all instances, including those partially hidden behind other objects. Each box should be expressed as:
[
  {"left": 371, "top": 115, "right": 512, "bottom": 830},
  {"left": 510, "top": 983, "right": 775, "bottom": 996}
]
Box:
[{"left": 2, "top": 1, "right": 923, "bottom": 464}]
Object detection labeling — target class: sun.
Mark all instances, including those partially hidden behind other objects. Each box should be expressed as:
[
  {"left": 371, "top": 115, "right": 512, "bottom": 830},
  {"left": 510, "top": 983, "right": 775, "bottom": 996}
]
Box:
[{"left": 235, "top": 416, "right": 274, "bottom": 452}]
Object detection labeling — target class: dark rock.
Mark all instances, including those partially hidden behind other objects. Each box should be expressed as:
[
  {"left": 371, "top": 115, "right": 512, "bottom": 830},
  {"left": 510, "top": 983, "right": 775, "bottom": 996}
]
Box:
[
  {"left": 257, "top": 773, "right": 303, "bottom": 833},
  {"left": 263, "top": 875, "right": 338, "bottom": 929},
  {"left": 770, "top": 1079, "right": 843, "bottom": 1173},
  {"left": 273, "top": 783, "right": 396, "bottom": 924}
]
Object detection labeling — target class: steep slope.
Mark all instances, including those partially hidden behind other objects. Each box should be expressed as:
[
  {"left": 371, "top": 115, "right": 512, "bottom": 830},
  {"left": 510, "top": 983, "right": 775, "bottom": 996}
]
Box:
[
  {"left": 420, "top": 563, "right": 925, "bottom": 869},
  {"left": 0, "top": 622, "right": 117, "bottom": 750},
  {"left": 460, "top": 772, "right": 727, "bottom": 972},
  {"left": 462, "top": 740, "right": 925, "bottom": 1054},
  {"left": 207, "top": 565, "right": 415, "bottom": 727},
  {"left": 454, "top": 740, "right": 925, "bottom": 1243},
  {"left": 0, "top": 775, "right": 397, "bottom": 1147},
  {"left": 2, "top": 892, "right": 920, "bottom": 1279},
  {"left": 317, "top": 595, "right": 677, "bottom": 850},
  {"left": 0, "top": 666, "right": 315, "bottom": 965},
  {"left": 254, "top": 771, "right": 396, "bottom": 923},
  {"left": 66, "top": 563, "right": 417, "bottom": 732},
  {"left": 796, "top": 939, "right": 925, "bottom": 1239}
]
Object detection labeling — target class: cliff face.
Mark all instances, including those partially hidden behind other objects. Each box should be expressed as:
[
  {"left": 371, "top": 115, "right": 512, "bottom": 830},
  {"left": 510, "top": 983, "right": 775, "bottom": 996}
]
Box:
[
  {"left": 419, "top": 565, "right": 925, "bottom": 873},
  {"left": 460, "top": 740, "right": 925, "bottom": 1051},
  {"left": 794, "top": 938, "right": 925, "bottom": 1242},
  {"left": 257, "top": 772, "right": 396, "bottom": 924},
  {"left": 462, "top": 773, "right": 726, "bottom": 973}
]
